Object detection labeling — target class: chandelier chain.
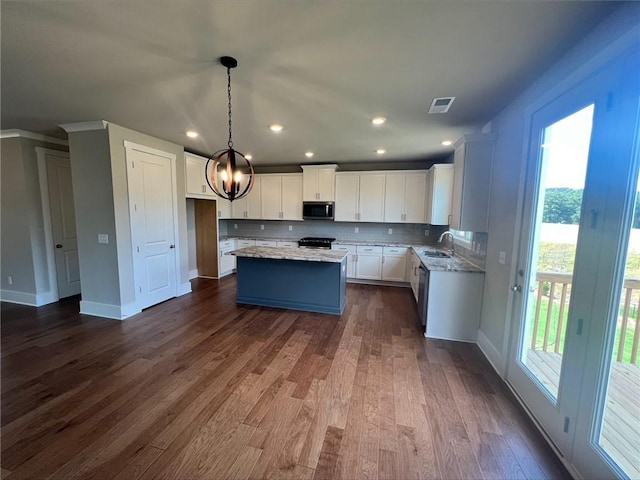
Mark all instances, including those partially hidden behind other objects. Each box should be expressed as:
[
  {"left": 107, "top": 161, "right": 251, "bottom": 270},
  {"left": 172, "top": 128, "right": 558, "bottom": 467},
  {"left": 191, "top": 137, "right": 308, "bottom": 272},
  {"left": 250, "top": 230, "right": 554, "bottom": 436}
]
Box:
[{"left": 227, "top": 67, "right": 233, "bottom": 149}]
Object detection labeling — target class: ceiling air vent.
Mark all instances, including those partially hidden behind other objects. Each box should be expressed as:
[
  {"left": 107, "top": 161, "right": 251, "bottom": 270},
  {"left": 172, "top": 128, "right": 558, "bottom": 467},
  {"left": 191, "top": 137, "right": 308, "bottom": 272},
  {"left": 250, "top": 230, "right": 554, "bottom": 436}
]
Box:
[{"left": 428, "top": 97, "right": 455, "bottom": 114}]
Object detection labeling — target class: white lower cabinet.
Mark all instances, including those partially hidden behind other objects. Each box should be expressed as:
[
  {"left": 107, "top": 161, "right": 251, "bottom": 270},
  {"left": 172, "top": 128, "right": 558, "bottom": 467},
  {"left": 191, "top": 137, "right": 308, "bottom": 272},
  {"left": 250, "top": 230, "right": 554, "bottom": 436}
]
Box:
[
  {"left": 219, "top": 239, "right": 236, "bottom": 276},
  {"left": 408, "top": 250, "right": 420, "bottom": 301},
  {"left": 332, "top": 244, "right": 357, "bottom": 278},
  {"left": 382, "top": 246, "right": 407, "bottom": 282},
  {"left": 425, "top": 271, "right": 484, "bottom": 342},
  {"left": 355, "top": 245, "right": 383, "bottom": 280}
]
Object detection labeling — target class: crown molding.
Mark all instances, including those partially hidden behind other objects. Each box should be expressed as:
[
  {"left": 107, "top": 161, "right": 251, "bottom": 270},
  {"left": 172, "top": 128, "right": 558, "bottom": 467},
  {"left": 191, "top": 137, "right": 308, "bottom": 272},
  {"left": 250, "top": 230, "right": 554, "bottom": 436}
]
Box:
[
  {"left": 59, "top": 120, "right": 108, "bottom": 133},
  {"left": 0, "top": 129, "right": 69, "bottom": 146}
]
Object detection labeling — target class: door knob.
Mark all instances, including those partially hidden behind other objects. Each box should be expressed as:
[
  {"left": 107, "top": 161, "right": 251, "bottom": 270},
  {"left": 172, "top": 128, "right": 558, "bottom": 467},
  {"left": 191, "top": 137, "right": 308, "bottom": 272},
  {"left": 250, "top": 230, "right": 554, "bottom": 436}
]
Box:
[
  {"left": 169, "top": 244, "right": 175, "bottom": 249},
  {"left": 511, "top": 284, "right": 522, "bottom": 293},
  {"left": 56, "top": 244, "right": 63, "bottom": 248}
]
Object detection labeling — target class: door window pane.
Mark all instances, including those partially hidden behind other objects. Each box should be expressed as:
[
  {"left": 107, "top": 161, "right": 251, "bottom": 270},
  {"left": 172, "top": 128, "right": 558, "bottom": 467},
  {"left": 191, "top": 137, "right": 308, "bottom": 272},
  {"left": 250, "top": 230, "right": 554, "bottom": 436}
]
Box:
[{"left": 520, "top": 105, "right": 594, "bottom": 399}]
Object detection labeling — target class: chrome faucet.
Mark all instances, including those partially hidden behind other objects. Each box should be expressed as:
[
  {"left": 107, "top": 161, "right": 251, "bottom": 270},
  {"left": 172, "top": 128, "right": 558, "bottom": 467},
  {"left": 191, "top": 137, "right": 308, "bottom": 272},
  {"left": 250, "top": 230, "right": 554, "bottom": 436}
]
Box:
[{"left": 438, "top": 230, "right": 455, "bottom": 256}]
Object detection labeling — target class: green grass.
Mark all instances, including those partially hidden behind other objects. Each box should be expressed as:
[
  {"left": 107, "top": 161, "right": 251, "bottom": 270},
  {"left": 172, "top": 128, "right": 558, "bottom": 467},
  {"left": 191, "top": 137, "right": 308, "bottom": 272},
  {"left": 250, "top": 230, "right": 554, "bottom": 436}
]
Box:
[{"left": 526, "top": 293, "right": 638, "bottom": 363}]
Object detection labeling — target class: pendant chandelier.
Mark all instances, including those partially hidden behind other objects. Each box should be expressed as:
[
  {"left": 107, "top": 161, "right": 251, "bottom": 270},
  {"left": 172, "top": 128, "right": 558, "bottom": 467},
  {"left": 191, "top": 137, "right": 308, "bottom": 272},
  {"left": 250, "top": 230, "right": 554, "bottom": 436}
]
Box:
[{"left": 205, "top": 56, "right": 255, "bottom": 202}]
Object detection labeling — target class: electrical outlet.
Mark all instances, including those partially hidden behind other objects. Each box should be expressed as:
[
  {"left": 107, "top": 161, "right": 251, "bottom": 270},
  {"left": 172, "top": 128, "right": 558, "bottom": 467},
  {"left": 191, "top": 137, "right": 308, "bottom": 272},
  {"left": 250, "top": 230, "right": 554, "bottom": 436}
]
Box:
[
  {"left": 260, "top": 224, "right": 264, "bottom": 230},
  {"left": 7, "top": 275, "right": 13, "bottom": 285},
  {"left": 288, "top": 225, "right": 293, "bottom": 231},
  {"left": 499, "top": 251, "right": 506, "bottom": 264},
  {"left": 388, "top": 228, "right": 393, "bottom": 235},
  {"left": 97, "top": 233, "right": 109, "bottom": 244},
  {"left": 234, "top": 224, "right": 238, "bottom": 229},
  {"left": 425, "top": 229, "right": 430, "bottom": 236},
  {"left": 354, "top": 227, "right": 359, "bottom": 234}
]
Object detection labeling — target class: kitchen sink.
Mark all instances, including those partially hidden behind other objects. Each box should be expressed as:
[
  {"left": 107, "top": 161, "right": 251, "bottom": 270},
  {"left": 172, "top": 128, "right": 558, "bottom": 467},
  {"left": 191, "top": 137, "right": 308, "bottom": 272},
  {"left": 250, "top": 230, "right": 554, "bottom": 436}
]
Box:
[{"left": 422, "top": 251, "right": 450, "bottom": 258}]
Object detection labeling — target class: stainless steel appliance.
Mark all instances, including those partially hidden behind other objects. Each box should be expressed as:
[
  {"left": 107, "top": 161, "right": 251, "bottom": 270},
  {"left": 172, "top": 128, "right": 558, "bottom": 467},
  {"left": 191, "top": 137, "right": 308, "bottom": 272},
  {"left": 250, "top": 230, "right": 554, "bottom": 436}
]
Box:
[
  {"left": 298, "top": 237, "right": 336, "bottom": 249},
  {"left": 417, "top": 264, "right": 429, "bottom": 331},
  {"left": 302, "top": 201, "right": 335, "bottom": 220}
]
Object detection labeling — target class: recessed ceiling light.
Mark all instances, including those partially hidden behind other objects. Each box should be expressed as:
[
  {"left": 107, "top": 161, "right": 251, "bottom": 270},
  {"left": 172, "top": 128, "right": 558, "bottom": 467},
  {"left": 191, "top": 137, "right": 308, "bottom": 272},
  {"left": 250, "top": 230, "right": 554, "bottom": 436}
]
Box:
[
  {"left": 441, "top": 140, "right": 453, "bottom": 146},
  {"left": 186, "top": 130, "right": 198, "bottom": 138},
  {"left": 245, "top": 154, "right": 253, "bottom": 160},
  {"left": 372, "top": 117, "right": 386, "bottom": 126},
  {"left": 305, "top": 152, "right": 314, "bottom": 158},
  {"left": 269, "top": 124, "right": 284, "bottom": 133},
  {"left": 376, "top": 148, "right": 386, "bottom": 155}
]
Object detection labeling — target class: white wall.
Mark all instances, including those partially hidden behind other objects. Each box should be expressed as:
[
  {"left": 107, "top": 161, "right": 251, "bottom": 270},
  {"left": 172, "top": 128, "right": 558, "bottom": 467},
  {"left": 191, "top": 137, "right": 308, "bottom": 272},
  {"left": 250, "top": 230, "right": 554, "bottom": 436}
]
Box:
[{"left": 478, "top": 3, "right": 640, "bottom": 373}]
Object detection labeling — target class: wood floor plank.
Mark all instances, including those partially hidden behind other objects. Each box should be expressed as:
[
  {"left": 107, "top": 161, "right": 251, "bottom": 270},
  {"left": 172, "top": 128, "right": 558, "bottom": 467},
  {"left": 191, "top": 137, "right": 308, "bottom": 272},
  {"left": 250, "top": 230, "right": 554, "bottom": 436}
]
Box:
[{"left": 1, "top": 279, "right": 570, "bottom": 480}]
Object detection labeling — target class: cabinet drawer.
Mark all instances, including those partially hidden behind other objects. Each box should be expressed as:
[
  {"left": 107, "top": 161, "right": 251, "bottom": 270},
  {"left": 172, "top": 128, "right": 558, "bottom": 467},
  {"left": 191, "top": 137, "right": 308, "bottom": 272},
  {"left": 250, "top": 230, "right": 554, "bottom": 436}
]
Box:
[
  {"left": 237, "top": 239, "right": 256, "bottom": 247},
  {"left": 357, "top": 245, "right": 383, "bottom": 254},
  {"left": 276, "top": 241, "right": 297, "bottom": 248},
  {"left": 256, "top": 240, "right": 277, "bottom": 247},
  {"left": 332, "top": 244, "right": 357, "bottom": 253},
  {"left": 383, "top": 246, "right": 408, "bottom": 256},
  {"left": 219, "top": 239, "right": 234, "bottom": 249}
]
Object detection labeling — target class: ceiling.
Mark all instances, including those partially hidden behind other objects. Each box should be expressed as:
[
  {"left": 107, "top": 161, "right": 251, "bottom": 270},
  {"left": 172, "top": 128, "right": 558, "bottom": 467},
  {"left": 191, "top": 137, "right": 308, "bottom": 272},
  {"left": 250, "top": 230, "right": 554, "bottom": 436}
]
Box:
[{"left": 1, "top": 1, "right": 618, "bottom": 166}]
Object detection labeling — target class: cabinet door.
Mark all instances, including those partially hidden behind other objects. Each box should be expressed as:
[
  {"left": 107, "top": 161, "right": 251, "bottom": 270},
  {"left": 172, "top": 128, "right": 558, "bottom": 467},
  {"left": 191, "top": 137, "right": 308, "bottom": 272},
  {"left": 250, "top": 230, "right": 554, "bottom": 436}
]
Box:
[
  {"left": 404, "top": 172, "right": 427, "bottom": 223},
  {"left": 450, "top": 143, "right": 465, "bottom": 230},
  {"left": 261, "top": 175, "right": 282, "bottom": 220},
  {"left": 384, "top": 173, "right": 405, "bottom": 222},
  {"left": 220, "top": 248, "right": 236, "bottom": 275},
  {"left": 256, "top": 240, "right": 277, "bottom": 247},
  {"left": 231, "top": 197, "right": 247, "bottom": 218},
  {"left": 382, "top": 254, "right": 407, "bottom": 282},
  {"left": 281, "top": 175, "right": 303, "bottom": 220},
  {"left": 302, "top": 169, "right": 318, "bottom": 201},
  {"left": 317, "top": 168, "right": 335, "bottom": 201},
  {"left": 185, "top": 154, "right": 214, "bottom": 198},
  {"left": 276, "top": 241, "right": 297, "bottom": 248},
  {"left": 426, "top": 165, "right": 453, "bottom": 225},
  {"left": 356, "top": 252, "right": 382, "bottom": 280},
  {"left": 335, "top": 174, "right": 360, "bottom": 221},
  {"left": 246, "top": 177, "right": 262, "bottom": 219},
  {"left": 217, "top": 198, "right": 231, "bottom": 219},
  {"left": 358, "top": 173, "right": 385, "bottom": 222}
]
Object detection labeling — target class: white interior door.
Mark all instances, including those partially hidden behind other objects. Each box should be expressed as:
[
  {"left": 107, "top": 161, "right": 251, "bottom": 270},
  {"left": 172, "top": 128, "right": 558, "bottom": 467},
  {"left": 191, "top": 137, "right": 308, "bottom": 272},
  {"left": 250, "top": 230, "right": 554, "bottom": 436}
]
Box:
[
  {"left": 125, "top": 144, "right": 177, "bottom": 310},
  {"left": 47, "top": 152, "right": 81, "bottom": 298}
]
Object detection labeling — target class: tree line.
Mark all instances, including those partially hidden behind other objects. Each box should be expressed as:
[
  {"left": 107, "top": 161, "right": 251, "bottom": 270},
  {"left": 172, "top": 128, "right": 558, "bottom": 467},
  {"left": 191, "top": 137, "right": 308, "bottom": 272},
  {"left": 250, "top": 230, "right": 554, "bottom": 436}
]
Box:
[{"left": 543, "top": 188, "right": 640, "bottom": 228}]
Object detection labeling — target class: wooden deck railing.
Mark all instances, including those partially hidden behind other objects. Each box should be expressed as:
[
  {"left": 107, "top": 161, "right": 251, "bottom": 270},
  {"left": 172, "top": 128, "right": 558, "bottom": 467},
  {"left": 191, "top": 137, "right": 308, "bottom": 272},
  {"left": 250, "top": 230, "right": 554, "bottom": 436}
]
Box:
[{"left": 532, "top": 271, "right": 640, "bottom": 364}]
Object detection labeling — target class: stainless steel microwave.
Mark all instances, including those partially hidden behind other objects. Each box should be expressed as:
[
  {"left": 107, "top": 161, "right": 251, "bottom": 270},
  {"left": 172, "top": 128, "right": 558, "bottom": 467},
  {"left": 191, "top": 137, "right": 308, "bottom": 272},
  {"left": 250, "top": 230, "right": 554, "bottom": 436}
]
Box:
[{"left": 302, "top": 201, "right": 334, "bottom": 220}]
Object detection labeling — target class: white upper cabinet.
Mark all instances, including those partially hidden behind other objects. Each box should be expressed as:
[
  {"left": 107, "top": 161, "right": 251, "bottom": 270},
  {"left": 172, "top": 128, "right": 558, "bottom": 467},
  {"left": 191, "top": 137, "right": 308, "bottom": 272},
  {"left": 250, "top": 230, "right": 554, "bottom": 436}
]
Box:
[
  {"left": 185, "top": 153, "right": 216, "bottom": 199},
  {"left": 302, "top": 164, "right": 337, "bottom": 201},
  {"left": 450, "top": 134, "right": 495, "bottom": 232},
  {"left": 260, "top": 174, "right": 303, "bottom": 220},
  {"left": 217, "top": 197, "right": 231, "bottom": 219},
  {"left": 358, "top": 173, "right": 385, "bottom": 222},
  {"left": 334, "top": 172, "right": 385, "bottom": 222},
  {"left": 425, "top": 164, "right": 454, "bottom": 226},
  {"left": 231, "top": 176, "right": 262, "bottom": 219},
  {"left": 384, "top": 171, "right": 427, "bottom": 223},
  {"left": 334, "top": 173, "right": 360, "bottom": 221}
]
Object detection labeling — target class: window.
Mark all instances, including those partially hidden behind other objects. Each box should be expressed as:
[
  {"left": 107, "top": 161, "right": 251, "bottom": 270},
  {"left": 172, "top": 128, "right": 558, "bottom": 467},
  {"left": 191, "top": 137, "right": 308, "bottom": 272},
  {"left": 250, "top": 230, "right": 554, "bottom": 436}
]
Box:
[{"left": 451, "top": 229, "right": 472, "bottom": 247}]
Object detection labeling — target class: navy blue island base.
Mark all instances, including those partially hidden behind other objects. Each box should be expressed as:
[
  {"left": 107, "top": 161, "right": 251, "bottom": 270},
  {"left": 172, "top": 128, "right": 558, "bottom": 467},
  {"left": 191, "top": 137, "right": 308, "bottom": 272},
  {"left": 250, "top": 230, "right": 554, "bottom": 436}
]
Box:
[{"left": 235, "top": 255, "right": 347, "bottom": 315}]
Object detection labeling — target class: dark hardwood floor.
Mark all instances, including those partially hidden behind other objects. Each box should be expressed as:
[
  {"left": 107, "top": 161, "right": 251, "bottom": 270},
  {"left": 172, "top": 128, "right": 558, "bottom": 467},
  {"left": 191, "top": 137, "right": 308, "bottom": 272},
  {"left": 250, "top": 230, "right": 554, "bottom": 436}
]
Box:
[{"left": 1, "top": 278, "right": 569, "bottom": 479}]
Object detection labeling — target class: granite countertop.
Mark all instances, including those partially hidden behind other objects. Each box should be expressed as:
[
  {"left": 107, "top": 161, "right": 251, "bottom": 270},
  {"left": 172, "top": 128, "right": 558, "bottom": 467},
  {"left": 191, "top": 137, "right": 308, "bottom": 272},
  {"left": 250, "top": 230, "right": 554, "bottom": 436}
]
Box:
[
  {"left": 415, "top": 247, "right": 484, "bottom": 273},
  {"left": 229, "top": 246, "right": 347, "bottom": 263}
]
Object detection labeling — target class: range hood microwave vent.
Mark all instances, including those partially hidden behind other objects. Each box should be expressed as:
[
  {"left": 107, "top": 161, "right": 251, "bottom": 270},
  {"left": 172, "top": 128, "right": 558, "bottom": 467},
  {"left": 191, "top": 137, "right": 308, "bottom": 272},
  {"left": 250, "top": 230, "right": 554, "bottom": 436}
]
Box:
[{"left": 428, "top": 96, "right": 455, "bottom": 114}]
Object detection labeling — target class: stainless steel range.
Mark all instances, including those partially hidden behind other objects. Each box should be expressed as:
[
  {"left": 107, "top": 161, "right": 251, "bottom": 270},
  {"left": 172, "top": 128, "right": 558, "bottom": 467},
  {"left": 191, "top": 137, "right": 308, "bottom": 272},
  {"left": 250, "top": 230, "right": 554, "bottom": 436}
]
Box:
[{"left": 297, "top": 237, "right": 336, "bottom": 249}]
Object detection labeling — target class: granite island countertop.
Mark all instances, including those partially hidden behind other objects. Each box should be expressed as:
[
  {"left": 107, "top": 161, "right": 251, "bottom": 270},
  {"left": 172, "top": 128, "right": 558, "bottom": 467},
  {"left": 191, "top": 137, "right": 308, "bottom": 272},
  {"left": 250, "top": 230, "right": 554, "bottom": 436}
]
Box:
[{"left": 229, "top": 246, "right": 347, "bottom": 263}]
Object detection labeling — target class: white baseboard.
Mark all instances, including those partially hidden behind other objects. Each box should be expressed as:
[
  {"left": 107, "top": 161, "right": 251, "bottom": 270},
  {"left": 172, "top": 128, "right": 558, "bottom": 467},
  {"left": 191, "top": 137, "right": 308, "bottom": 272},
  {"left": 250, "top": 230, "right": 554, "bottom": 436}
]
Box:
[
  {"left": 476, "top": 328, "right": 506, "bottom": 377},
  {"left": 1, "top": 289, "right": 58, "bottom": 306},
  {"left": 177, "top": 282, "right": 192, "bottom": 296},
  {"left": 189, "top": 269, "right": 198, "bottom": 280},
  {"left": 80, "top": 300, "right": 139, "bottom": 320}
]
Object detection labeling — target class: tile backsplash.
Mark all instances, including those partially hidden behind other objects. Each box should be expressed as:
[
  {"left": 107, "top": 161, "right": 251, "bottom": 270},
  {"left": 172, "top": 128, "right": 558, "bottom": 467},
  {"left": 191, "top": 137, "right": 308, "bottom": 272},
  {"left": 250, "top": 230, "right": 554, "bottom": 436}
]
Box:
[{"left": 219, "top": 219, "right": 449, "bottom": 246}]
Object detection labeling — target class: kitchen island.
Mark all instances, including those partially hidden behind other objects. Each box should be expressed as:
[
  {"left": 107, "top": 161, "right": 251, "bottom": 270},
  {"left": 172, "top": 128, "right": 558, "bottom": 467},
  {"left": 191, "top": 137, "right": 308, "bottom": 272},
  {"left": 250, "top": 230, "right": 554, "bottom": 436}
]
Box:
[{"left": 229, "top": 246, "right": 348, "bottom": 315}]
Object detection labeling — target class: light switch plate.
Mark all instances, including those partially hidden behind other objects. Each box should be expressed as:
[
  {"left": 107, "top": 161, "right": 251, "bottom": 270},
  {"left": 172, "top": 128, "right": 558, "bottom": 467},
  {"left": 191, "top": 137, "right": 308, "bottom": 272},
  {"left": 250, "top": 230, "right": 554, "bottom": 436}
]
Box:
[
  {"left": 98, "top": 233, "right": 109, "bottom": 244},
  {"left": 289, "top": 225, "right": 293, "bottom": 231},
  {"left": 388, "top": 228, "right": 393, "bottom": 235},
  {"left": 261, "top": 224, "right": 264, "bottom": 230},
  {"left": 354, "top": 227, "right": 359, "bottom": 233}
]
